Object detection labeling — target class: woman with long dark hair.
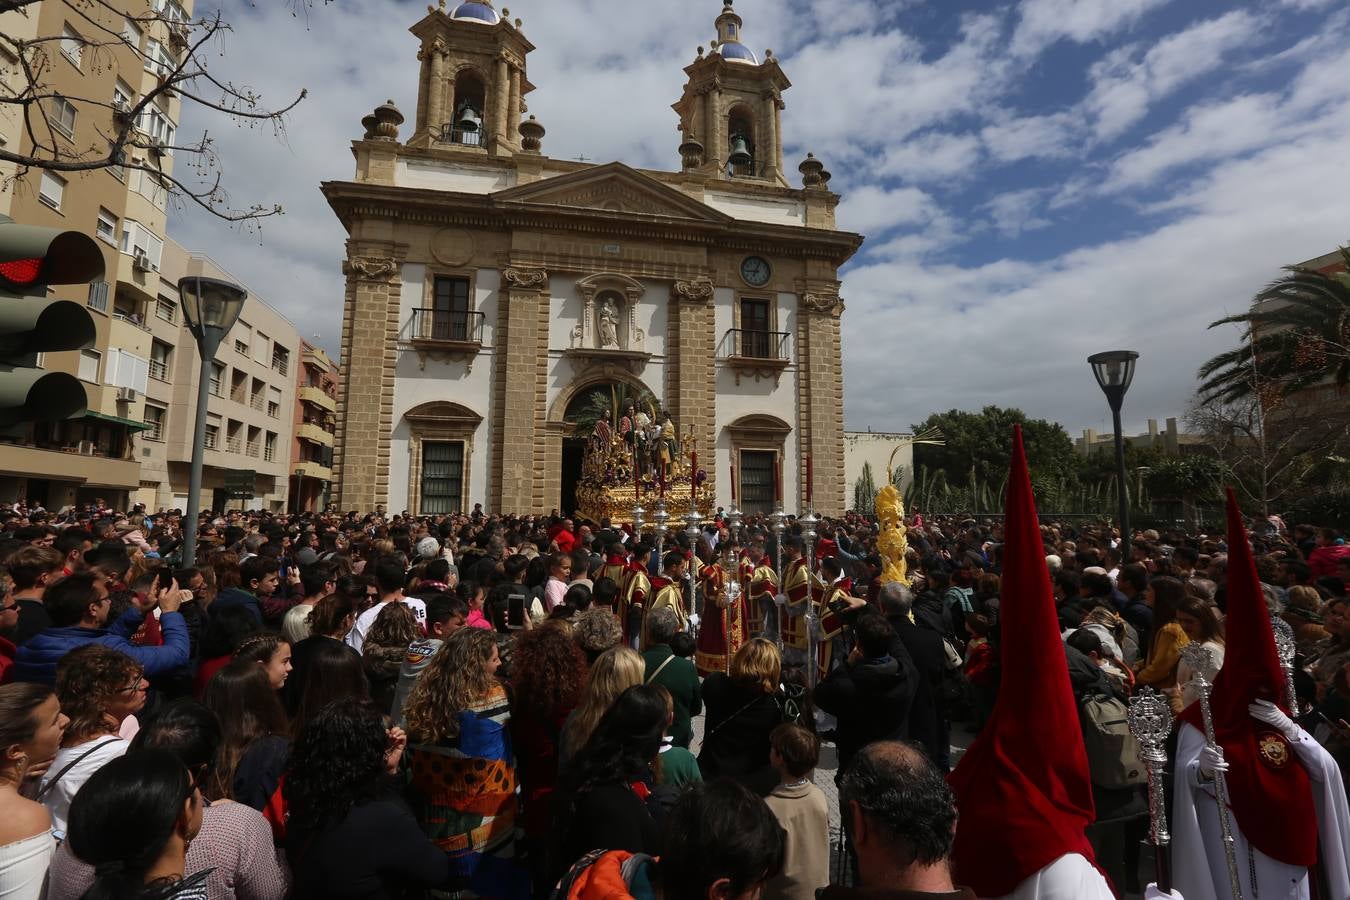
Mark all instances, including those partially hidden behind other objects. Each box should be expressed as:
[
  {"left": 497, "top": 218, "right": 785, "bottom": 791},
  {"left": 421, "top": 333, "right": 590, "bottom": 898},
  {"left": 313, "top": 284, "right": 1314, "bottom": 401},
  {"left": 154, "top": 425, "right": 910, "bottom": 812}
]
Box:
[
  {"left": 508, "top": 625, "right": 587, "bottom": 894},
  {"left": 1173, "top": 596, "right": 1226, "bottom": 709},
  {"left": 65, "top": 750, "right": 207, "bottom": 899},
  {"left": 49, "top": 700, "right": 290, "bottom": 899},
  {"left": 201, "top": 659, "right": 289, "bottom": 809},
  {"left": 284, "top": 698, "right": 448, "bottom": 898},
  {"left": 403, "top": 627, "right": 524, "bottom": 895},
  {"left": 1135, "top": 576, "right": 1191, "bottom": 689},
  {"left": 290, "top": 639, "right": 370, "bottom": 739},
  {"left": 284, "top": 591, "right": 360, "bottom": 717},
  {"left": 361, "top": 602, "right": 418, "bottom": 712},
  {"left": 549, "top": 683, "right": 666, "bottom": 881},
  {"left": 234, "top": 634, "right": 293, "bottom": 692},
  {"left": 0, "top": 684, "right": 67, "bottom": 899}
]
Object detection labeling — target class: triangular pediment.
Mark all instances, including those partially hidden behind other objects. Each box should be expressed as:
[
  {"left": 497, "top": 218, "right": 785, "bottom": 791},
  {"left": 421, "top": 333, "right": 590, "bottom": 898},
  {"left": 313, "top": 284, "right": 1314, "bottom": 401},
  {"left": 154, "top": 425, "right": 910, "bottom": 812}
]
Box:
[{"left": 493, "top": 162, "right": 732, "bottom": 223}]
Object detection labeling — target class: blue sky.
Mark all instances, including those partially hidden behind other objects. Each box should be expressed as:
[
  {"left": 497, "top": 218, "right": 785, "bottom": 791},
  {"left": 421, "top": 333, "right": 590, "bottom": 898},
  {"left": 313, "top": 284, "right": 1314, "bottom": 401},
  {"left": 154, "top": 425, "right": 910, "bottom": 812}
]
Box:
[{"left": 171, "top": 0, "right": 1350, "bottom": 439}]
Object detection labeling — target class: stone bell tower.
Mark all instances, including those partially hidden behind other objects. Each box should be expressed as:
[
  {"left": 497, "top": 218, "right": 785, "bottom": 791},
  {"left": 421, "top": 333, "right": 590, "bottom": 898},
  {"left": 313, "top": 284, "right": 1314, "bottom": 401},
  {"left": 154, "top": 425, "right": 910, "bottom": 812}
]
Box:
[
  {"left": 671, "top": 2, "right": 791, "bottom": 186},
  {"left": 406, "top": 0, "right": 535, "bottom": 155}
]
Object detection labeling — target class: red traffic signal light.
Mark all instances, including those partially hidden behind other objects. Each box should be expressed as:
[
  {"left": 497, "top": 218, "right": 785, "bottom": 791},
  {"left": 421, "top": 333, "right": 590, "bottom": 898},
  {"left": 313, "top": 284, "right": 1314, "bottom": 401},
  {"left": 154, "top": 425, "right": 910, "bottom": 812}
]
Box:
[{"left": 0, "top": 257, "right": 41, "bottom": 288}]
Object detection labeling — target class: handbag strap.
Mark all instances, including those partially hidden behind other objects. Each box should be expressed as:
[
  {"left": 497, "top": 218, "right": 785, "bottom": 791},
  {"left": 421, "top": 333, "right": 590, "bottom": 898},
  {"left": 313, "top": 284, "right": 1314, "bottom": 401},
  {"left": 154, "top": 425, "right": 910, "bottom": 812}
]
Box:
[
  {"left": 645, "top": 652, "right": 677, "bottom": 685},
  {"left": 35, "top": 737, "right": 121, "bottom": 801}
]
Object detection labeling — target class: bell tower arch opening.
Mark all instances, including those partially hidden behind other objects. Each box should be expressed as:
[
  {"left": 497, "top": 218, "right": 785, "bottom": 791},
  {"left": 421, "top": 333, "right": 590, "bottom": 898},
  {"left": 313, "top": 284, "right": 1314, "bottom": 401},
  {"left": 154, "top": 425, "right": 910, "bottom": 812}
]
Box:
[
  {"left": 726, "top": 104, "right": 757, "bottom": 177},
  {"left": 450, "top": 68, "right": 487, "bottom": 145}
]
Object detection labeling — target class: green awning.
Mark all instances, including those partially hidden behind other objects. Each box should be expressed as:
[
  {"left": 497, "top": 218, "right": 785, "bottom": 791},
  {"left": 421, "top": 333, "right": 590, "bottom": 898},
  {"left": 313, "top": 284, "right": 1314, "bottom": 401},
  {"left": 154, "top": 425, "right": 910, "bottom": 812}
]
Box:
[{"left": 85, "top": 410, "right": 149, "bottom": 432}]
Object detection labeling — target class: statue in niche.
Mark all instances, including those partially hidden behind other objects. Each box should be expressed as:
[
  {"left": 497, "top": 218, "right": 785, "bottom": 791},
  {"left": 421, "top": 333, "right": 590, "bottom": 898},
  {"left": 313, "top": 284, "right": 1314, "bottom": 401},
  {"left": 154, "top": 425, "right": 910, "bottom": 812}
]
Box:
[{"left": 597, "top": 297, "right": 621, "bottom": 349}]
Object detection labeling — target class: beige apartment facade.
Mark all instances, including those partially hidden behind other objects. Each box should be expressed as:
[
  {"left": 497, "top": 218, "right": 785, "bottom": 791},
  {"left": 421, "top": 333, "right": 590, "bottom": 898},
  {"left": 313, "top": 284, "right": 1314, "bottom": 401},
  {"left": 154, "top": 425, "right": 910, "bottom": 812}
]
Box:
[
  {"left": 325, "top": 0, "right": 863, "bottom": 517},
  {"left": 0, "top": 0, "right": 192, "bottom": 509},
  {"left": 290, "top": 340, "right": 339, "bottom": 513},
  {"left": 126, "top": 243, "right": 298, "bottom": 513}
]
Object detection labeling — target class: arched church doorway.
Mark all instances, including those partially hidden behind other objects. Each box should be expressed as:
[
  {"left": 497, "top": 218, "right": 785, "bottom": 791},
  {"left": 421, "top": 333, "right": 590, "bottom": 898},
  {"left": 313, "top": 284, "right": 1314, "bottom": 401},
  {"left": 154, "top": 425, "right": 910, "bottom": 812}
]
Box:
[{"left": 555, "top": 377, "right": 660, "bottom": 517}]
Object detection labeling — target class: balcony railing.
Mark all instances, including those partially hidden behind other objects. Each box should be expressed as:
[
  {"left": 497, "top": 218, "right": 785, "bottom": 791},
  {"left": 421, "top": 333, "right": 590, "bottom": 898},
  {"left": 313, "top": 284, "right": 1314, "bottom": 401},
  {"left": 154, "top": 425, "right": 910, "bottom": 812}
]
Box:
[
  {"left": 438, "top": 124, "right": 483, "bottom": 147},
  {"left": 298, "top": 386, "right": 336, "bottom": 413},
  {"left": 263, "top": 446, "right": 276, "bottom": 462},
  {"left": 250, "top": 395, "right": 264, "bottom": 411},
  {"left": 148, "top": 359, "right": 168, "bottom": 381},
  {"left": 271, "top": 354, "right": 289, "bottom": 377},
  {"left": 723, "top": 329, "right": 789, "bottom": 361},
  {"left": 408, "top": 308, "right": 485, "bottom": 344},
  {"left": 112, "top": 311, "right": 150, "bottom": 332},
  {"left": 226, "top": 436, "right": 242, "bottom": 453},
  {"left": 245, "top": 440, "right": 260, "bottom": 457},
  {"left": 204, "top": 431, "right": 218, "bottom": 450}
]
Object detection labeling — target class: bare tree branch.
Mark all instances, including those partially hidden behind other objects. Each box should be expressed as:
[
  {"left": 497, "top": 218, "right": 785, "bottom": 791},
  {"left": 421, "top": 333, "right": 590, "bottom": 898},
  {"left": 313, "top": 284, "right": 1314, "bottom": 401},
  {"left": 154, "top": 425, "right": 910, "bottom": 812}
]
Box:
[{"left": 0, "top": 1, "right": 309, "bottom": 224}]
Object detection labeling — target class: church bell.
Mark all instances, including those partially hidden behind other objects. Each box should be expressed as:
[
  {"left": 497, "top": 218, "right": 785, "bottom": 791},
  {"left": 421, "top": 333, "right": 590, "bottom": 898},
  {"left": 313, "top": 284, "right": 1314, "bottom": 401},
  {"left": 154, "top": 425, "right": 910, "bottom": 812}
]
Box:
[
  {"left": 455, "top": 102, "right": 482, "bottom": 133},
  {"left": 728, "top": 134, "right": 752, "bottom": 166}
]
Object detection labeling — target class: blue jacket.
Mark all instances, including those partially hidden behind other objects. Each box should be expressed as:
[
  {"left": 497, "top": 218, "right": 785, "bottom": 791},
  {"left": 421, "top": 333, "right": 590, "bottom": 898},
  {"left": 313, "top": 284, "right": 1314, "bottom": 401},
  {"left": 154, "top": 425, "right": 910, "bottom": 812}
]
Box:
[
  {"left": 211, "top": 587, "right": 263, "bottom": 626},
  {"left": 10, "top": 608, "right": 190, "bottom": 686}
]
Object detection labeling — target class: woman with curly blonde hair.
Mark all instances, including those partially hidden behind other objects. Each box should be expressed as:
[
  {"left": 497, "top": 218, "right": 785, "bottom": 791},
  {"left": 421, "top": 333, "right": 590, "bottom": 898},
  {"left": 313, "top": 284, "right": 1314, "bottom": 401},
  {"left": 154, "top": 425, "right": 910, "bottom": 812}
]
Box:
[
  {"left": 559, "top": 645, "right": 644, "bottom": 767},
  {"left": 403, "top": 628, "right": 523, "bottom": 893}
]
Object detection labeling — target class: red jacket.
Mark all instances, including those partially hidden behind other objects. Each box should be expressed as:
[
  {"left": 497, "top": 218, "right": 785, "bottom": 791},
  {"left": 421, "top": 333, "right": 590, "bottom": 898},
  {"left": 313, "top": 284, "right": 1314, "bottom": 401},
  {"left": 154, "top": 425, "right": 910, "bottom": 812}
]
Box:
[
  {"left": 1309, "top": 543, "right": 1350, "bottom": 579},
  {"left": 0, "top": 636, "right": 15, "bottom": 684}
]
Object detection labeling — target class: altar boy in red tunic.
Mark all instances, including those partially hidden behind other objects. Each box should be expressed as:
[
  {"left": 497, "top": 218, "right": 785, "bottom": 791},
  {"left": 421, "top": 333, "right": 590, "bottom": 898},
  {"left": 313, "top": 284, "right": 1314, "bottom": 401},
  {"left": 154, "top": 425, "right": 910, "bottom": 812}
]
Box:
[{"left": 694, "top": 542, "right": 748, "bottom": 676}]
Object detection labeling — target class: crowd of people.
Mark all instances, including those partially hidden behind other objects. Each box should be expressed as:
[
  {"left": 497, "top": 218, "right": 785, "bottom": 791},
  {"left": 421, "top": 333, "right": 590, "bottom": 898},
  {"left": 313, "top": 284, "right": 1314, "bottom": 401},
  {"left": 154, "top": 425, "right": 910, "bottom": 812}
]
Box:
[{"left": 0, "top": 488, "right": 1346, "bottom": 899}]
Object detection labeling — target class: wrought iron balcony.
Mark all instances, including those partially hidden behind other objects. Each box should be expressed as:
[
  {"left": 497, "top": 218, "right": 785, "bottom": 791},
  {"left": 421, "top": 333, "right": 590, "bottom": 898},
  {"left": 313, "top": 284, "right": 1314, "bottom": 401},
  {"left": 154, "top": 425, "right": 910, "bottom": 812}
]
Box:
[
  {"left": 437, "top": 124, "right": 483, "bottom": 147},
  {"left": 720, "top": 329, "right": 790, "bottom": 386},
  {"left": 409, "top": 308, "right": 484, "bottom": 344},
  {"left": 723, "top": 328, "right": 788, "bottom": 361},
  {"left": 405, "top": 309, "right": 486, "bottom": 370}
]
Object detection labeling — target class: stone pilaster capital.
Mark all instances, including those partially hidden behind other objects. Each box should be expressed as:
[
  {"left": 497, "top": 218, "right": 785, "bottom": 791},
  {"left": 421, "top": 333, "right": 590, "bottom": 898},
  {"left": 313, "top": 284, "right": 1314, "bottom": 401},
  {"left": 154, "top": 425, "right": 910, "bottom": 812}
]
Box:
[
  {"left": 343, "top": 255, "right": 400, "bottom": 282},
  {"left": 671, "top": 278, "right": 715, "bottom": 305},
  {"left": 502, "top": 266, "right": 548, "bottom": 290},
  {"left": 802, "top": 291, "right": 844, "bottom": 317}
]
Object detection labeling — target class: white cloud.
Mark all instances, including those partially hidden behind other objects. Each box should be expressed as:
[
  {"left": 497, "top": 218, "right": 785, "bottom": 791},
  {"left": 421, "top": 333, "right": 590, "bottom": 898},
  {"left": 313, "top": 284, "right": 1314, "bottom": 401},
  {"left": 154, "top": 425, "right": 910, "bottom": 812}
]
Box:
[
  {"left": 982, "top": 189, "right": 1052, "bottom": 238},
  {"left": 1010, "top": 0, "right": 1170, "bottom": 59},
  {"left": 1086, "top": 10, "right": 1264, "bottom": 140},
  {"left": 981, "top": 111, "right": 1078, "bottom": 162},
  {"left": 836, "top": 184, "right": 943, "bottom": 235},
  {"left": 877, "top": 131, "right": 983, "bottom": 183},
  {"left": 841, "top": 126, "right": 1350, "bottom": 433}
]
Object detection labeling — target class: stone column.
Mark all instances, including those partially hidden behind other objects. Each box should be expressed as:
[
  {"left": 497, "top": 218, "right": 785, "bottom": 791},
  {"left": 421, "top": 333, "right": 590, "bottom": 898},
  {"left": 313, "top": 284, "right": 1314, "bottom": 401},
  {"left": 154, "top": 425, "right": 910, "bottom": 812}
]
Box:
[
  {"left": 413, "top": 47, "right": 430, "bottom": 137},
  {"left": 490, "top": 266, "right": 548, "bottom": 511},
  {"left": 426, "top": 43, "right": 446, "bottom": 136},
  {"left": 335, "top": 251, "right": 403, "bottom": 511},
  {"left": 668, "top": 279, "right": 718, "bottom": 502},
  {"left": 507, "top": 65, "right": 521, "bottom": 149},
  {"left": 796, "top": 292, "right": 846, "bottom": 515},
  {"left": 762, "top": 91, "right": 778, "bottom": 181},
  {"left": 493, "top": 53, "right": 510, "bottom": 151}
]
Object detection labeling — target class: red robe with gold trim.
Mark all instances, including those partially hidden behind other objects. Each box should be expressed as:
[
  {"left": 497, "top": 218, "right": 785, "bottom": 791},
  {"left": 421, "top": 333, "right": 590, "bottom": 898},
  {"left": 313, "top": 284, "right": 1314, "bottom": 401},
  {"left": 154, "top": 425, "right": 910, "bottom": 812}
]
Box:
[
  {"left": 780, "top": 557, "right": 831, "bottom": 679},
  {"left": 694, "top": 562, "right": 748, "bottom": 676},
  {"left": 648, "top": 575, "right": 688, "bottom": 642},
  {"left": 621, "top": 560, "right": 651, "bottom": 645}
]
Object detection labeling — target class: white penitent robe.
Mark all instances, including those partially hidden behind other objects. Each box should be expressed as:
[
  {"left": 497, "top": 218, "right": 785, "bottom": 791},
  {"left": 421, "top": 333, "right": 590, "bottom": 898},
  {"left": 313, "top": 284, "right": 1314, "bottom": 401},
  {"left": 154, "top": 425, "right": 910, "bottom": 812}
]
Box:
[
  {"left": 1172, "top": 721, "right": 1350, "bottom": 900},
  {"left": 985, "top": 853, "right": 1115, "bottom": 900}
]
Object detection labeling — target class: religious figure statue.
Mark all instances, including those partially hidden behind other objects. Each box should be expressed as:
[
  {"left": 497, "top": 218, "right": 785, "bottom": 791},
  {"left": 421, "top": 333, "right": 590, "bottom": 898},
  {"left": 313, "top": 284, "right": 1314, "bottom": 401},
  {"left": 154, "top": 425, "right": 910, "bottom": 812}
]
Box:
[
  {"left": 658, "top": 412, "right": 679, "bottom": 473},
  {"left": 597, "top": 298, "right": 620, "bottom": 349}
]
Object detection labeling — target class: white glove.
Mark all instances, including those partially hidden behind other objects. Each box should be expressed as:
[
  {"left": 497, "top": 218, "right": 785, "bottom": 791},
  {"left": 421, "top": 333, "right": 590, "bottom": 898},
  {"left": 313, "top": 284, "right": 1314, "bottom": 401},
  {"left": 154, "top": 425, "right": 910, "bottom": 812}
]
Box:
[
  {"left": 689, "top": 613, "right": 701, "bottom": 629},
  {"left": 773, "top": 593, "right": 788, "bottom": 607},
  {"left": 1249, "top": 699, "right": 1299, "bottom": 741},
  {"left": 1198, "top": 744, "right": 1229, "bottom": 780},
  {"left": 1145, "top": 885, "right": 1183, "bottom": 899}
]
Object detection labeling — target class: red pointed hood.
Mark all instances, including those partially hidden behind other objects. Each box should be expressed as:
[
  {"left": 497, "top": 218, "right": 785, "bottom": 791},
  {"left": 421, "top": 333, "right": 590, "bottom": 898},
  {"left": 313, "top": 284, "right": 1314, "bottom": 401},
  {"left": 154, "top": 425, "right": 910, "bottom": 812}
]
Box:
[
  {"left": 1178, "top": 489, "right": 1317, "bottom": 865},
  {"left": 948, "top": 425, "right": 1100, "bottom": 897}
]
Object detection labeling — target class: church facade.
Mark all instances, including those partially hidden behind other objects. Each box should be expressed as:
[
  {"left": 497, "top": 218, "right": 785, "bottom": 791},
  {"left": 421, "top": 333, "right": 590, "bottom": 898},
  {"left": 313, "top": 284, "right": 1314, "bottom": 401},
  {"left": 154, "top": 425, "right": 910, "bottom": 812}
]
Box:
[{"left": 324, "top": 0, "right": 863, "bottom": 517}]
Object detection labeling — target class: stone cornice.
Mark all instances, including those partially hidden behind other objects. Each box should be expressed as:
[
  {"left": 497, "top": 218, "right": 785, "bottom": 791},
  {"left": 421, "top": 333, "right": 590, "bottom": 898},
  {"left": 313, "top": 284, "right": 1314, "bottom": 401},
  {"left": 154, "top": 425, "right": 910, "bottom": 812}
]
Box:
[{"left": 322, "top": 180, "right": 864, "bottom": 266}]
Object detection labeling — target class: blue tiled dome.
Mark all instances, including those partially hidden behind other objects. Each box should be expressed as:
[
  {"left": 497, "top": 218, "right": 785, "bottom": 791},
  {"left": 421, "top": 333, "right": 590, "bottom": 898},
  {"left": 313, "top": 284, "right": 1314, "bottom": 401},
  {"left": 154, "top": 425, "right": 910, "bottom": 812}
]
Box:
[
  {"left": 450, "top": 1, "right": 499, "bottom": 24},
  {"left": 716, "top": 41, "right": 758, "bottom": 64}
]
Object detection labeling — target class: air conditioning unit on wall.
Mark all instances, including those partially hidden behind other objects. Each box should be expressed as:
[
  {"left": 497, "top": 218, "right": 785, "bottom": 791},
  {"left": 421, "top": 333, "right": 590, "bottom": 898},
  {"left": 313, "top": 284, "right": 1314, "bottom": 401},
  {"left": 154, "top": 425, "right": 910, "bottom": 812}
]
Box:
[{"left": 115, "top": 386, "right": 137, "bottom": 401}]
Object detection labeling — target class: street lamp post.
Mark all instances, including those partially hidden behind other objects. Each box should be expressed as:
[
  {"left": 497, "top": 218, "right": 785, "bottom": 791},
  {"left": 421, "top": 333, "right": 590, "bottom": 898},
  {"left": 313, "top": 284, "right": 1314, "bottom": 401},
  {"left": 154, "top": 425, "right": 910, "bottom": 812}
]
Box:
[
  {"left": 179, "top": 276, "right": 247, "bottom": 567},
  {"left": 1088, "top": 350, "right": 1140, "bottom": 565}
]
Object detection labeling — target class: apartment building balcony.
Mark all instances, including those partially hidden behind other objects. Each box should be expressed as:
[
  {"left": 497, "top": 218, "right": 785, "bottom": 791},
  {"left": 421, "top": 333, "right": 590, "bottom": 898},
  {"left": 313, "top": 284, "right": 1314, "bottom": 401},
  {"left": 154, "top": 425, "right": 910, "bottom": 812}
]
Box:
[
  {"left": 302, "top": 346, "right": 330, "bottom": 371},
  {"left": 293, "top": 460, "right": 332, "bottom": 482},
  {"left": 297, "top": 422, "right": 334, "bottom": 447},
  {"left": 298, "top": 385, "right": 336, "bottom": 413}
]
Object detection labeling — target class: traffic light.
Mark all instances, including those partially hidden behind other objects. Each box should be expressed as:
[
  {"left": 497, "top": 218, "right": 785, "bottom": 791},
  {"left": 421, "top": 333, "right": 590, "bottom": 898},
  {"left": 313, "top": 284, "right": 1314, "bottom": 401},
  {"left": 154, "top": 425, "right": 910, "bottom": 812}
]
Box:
[{"left": 0, "top": 214, "right": 103, "bottom": 427}]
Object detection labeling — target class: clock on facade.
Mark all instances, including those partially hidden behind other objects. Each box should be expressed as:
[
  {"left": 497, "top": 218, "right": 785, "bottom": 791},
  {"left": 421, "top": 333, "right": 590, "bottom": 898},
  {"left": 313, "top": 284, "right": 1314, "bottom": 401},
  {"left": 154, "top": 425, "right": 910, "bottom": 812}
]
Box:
[{"left": 740, "top": 256, "right": 771, "bottom": 287}]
